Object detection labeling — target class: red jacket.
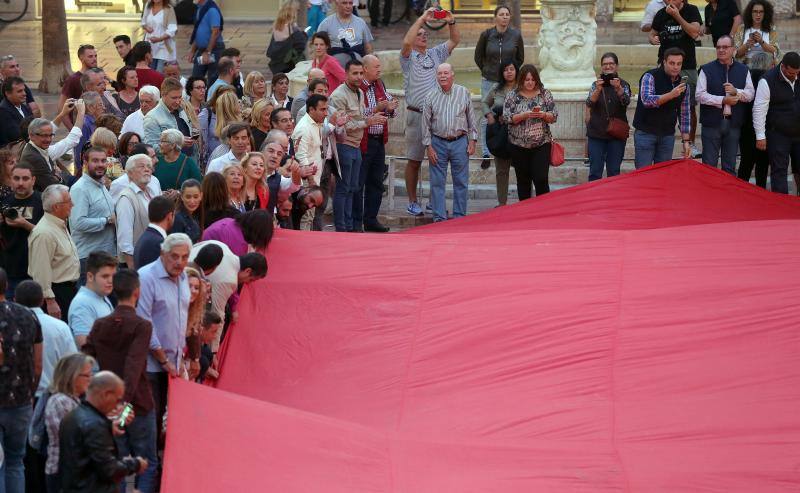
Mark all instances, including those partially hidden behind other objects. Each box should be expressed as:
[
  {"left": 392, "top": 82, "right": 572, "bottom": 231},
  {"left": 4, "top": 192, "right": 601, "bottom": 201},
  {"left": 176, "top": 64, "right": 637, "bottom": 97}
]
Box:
[{"left": 359, "top": 79, "right": 391, "bottom": 153}]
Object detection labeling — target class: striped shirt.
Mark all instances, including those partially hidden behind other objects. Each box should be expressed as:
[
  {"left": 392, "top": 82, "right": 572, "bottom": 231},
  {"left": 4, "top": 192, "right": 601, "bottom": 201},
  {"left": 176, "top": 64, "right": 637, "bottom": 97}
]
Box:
[
  {"left": 400, "top": 42, "right": 450, "bottom": 109},
  {"left": 421, "top": 83, "right": 478, "bottom": 146},
  {"left": 640, "top": 72, "right": 691, "bottom": 135},
  {"left": 362, "top": 79, "right": 395, "bottom": 135}
]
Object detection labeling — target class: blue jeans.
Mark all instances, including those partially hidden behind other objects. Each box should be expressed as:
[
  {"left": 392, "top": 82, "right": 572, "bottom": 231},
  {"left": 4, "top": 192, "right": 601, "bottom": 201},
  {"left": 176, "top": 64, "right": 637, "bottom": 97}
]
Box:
[
  {"left": 150, "top": 59, "right": 166, "bottom": 72},
  {"left": 634, "top": 130, "right": 675, "bottom": 169},
  {"left": 0, "top": 404, "right": 33, "bottom": 493},
  {"left": 115, "top": 411, "right": 158, "bottom": 493},
  {"left": 352, "top": 137, "right": 386, "bottom": 229},
  {"left": 588, "top": 137, "right": 626, "bottom": 181},
  {"left": 430, "top": 136, "right": 469, "bottom": 222},
  {"left": 701, "top": 120, "right": 741, "bottom": 174},
  {"left": 480, "top": 77, "right": 494, "bottom": 158},
  {"left": 307, "top": 4, "right": 325, "bottom": 35},
  {"left": 334, "top": 144, "right": 362, "bottom": 231},
  {"left": 191, "top": 42, "right": 226, "bottom": 83}
]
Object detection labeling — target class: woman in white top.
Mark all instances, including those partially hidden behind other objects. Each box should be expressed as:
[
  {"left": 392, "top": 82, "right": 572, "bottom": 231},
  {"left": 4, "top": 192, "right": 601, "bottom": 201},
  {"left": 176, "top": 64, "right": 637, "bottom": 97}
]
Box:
[
  {"left": 141, "top": 0, "right": 178, "bottom": 71},
  {"left": 734, "top": 0, "right": 779, "bottom": 66}
]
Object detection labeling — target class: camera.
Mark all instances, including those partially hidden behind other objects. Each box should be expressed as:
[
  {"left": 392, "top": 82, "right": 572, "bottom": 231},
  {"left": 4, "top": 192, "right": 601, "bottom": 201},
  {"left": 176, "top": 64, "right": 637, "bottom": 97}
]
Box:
[
  {"left": 433, "top": 8, "right": 449, "bottom": 19},
  {"left": 1, "top": 206, "right": 19, "bottom": 221},
  {"left": 658, "top": 31, "right": 669, "bottom": 44},
  {"left": 600, "top": 73, "right": 615, "bottom": 84}
]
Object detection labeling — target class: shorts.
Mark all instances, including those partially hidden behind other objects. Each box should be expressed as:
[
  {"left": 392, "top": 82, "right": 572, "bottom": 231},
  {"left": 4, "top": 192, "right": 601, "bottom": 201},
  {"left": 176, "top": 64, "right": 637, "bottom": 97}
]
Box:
[
  {"left": 680, "top": 68, "right": 698, "bottom": 105},
  {"left": 405, "top": 110, "right": 426, "bottom": 162}
]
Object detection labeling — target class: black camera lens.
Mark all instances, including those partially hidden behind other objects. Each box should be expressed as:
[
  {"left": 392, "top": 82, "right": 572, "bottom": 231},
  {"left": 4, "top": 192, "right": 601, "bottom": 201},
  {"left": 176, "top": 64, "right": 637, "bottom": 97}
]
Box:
[{"left": 2, "top": 207, "right": 18, "bottom": 221}]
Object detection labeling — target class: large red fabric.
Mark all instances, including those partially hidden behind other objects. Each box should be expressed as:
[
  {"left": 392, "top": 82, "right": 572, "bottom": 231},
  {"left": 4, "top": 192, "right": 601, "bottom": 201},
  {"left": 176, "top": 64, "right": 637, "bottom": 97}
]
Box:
[{"left": 163, "top": 161, "right": 800, "bottom": 492}]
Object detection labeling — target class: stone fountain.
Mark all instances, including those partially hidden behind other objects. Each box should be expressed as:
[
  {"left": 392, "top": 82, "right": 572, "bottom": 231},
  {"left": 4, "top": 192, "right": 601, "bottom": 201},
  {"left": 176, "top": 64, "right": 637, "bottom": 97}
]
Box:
[{"left": 538, "top": 0, "right": 598, "bottom": 92}]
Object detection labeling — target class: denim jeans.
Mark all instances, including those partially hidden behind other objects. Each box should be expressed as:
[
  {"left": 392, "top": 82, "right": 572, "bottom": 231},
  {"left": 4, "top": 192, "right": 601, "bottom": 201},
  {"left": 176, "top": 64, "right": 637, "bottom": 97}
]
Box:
[
  {"left": 334, "top": 144, "right": 362, "bottom": 231},
  {"left": 307, "top": 4, "right": 325, "bottom": 35},
  {"left": 701, "top": 119, "right": 741, "bottom": 174},
  {"left": 429, "top": 136, "right": 469, "bottom": 222},
  {"left": 634, "top": 130, "right": 675, "bottom": 169},
  {"left": 191, "top": 42, "right": 226, "bottom": 83},
  {"left": 588, "top": 137, "right": 626, "bottom": 181},
  {"left": 0, "top": 404, "right": 33, "bottom": 493},
  {"left": 352, "top": 137, "right": 386, "bottom": 229},
  {"left": 480, "top": 77, "right": 494, "bottom": 158},
  {"left": 115, "top": 411, "right": 158, "bottom": 493},
  {"left": 766, "top": 129, "right": 800, "bottom": 194}
]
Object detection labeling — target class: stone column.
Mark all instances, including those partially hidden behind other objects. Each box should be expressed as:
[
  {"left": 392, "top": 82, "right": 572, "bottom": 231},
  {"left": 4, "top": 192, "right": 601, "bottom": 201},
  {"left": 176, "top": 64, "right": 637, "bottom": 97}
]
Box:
[
  {"left": 595, "top": 0, "right": 614, "bottom": 22},
  {"left": 537, "top": 0, "right": 598, "bottom": 92}
]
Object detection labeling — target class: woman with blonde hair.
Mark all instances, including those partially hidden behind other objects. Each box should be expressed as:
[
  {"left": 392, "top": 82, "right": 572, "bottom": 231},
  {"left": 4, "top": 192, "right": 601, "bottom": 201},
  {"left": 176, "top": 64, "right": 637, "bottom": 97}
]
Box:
[
  {"left": 199, "top": 85, "right": 238, "bottom": 164},
  {"left": 267, "top": 0, "right": 306, "bottom": 75},
  {"left": 90, "top": 127, "right": 125, "bottom": 180},
  {"left": 141, "top": 0, "right": 178, "bottom": 71},
  {"left": 214, "top": 91, "right": 243, "bottom": 145},
  {"left": 184, "top": 266, "right": 207, "bottom": 381},
  {"left": 223, "top": 163, "right": 247, "bottom": 213},
  {"left": 249, "top": 99, "right": 274, "bottom": 151},
  {"left": 242, "top": 71, "right": 268, "bottom": 109},
  {"left": 241, "top": 152, "right": 269, "bottom": 211},
  {"left": 44, "top": 353, "right": 96, "bottom": 492}
]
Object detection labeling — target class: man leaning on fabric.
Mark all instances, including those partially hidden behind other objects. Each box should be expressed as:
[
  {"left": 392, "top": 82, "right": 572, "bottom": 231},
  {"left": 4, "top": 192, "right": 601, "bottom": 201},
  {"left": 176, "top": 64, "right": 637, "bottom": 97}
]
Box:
[{"left": 421, "top": 63, "right": 478, "bottom": 223}]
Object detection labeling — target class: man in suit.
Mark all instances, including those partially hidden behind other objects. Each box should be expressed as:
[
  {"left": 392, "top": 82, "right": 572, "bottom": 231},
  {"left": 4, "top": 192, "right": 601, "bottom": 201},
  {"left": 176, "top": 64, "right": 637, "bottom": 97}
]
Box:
[
  {"left": 133, "top": 196, "right": 175, "bottom": 269},
  {"left": 0, "top": 76, "right": 32, "bottom": 147},
  {"left": 19, "top": 117, "right": 83, "bottom": 192}
]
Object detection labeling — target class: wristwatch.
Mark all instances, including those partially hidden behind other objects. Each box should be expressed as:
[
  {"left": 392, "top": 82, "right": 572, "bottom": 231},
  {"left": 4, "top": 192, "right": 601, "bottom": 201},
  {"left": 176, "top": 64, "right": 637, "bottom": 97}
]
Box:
[{"left": 448, "top": 19, "right": 456, "bottom": 25}]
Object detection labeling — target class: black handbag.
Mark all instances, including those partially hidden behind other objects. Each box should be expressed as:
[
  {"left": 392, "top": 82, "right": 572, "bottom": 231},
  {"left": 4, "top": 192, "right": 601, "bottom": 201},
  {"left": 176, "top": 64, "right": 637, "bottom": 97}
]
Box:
[
  {"left": 486, "top": 118, "right": 511, "bottom": 159},
  {"left": 267, "top": 25, "right": 307, "bottom": 75}
]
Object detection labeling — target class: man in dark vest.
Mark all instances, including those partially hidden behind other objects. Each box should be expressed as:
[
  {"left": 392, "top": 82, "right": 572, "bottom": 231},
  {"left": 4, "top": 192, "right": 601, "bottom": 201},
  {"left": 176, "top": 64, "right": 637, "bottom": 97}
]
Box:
[
  {"left": 633, "top": 47, "right": 693, "bottom": 168},
  {"left": 753, "top": 51, "right": 800, "bottom": 194},
  {"left": 696, "top": 34, "right": 755, "bottom": 174},
  {"left": 0, "top": 76, "right": 32, "bottom": 148}
]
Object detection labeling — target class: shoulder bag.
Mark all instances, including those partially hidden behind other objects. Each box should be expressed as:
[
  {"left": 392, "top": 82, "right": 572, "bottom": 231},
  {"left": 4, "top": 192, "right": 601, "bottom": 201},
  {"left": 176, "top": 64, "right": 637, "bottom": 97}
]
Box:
[{"left": 602, "top": 87, "right": 630, "bottom": 141}]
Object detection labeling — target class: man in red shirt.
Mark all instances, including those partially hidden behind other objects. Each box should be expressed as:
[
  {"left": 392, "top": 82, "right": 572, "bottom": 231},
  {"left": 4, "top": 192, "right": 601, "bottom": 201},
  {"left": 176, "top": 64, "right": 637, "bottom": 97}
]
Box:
[
  {"left": 58, "top": 44, "right": 98, "bottom": 128},
  {"left": 132, "top": 41, "right": 165, "bottom": 91}
]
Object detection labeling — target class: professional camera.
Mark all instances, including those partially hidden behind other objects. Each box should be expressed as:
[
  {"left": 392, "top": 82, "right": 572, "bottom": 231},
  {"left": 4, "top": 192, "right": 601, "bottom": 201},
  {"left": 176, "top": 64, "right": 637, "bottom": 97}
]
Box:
[{"left": 1, "top": 206, "right": 19, "bottom": 221}]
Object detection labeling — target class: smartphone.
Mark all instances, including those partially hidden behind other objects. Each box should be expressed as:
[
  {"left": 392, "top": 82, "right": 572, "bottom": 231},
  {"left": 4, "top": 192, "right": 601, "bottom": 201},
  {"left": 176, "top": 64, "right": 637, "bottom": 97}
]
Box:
[
  {"left": 680, "top": 75, "right": 689, "bottom": 85},
  {"left": 433, "top": 8, "right": 449, "bottom": 19},
  {"left": 118, "top": 403, "right": 133, "bottom": 428},
  {"left": 533, "top": 105, "right": 541, "bottom": 113}
]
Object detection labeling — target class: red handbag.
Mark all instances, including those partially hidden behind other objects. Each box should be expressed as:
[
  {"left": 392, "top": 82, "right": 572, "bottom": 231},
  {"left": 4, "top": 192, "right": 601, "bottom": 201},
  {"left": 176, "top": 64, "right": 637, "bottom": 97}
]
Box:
[{"left": 550, "top": 139, "right": 565, "bottom": 167}]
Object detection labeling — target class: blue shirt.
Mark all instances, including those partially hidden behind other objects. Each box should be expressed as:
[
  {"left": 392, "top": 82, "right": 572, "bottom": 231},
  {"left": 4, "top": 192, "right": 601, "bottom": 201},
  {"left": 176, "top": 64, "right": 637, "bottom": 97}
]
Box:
[
  {"left": 68, "top": 174, "right": 116, "bottom": 259},
  {"left": 74, "top": 114, "right": 96, "bottom": 163},
  {"left": 32, "top": 307, "right": 78, "bottom": 397},
  {"left": 137, "top": 258, "right": 190, "bottom": 372},
  {"left": 68, "top": 286, "right": 114, "bottom": 338},
  {"left": 194, "top": 4, "right": 222, "bottom": 49}
]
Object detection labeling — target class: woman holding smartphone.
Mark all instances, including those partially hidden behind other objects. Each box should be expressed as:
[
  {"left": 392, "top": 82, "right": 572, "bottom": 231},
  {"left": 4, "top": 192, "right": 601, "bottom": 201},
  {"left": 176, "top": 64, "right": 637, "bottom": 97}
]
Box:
[
  {"left": 734, "top": 0, "right": 779, "bottom": 66},
  {"left": 503, "top": 64, "right": 558, "bottom": 201}
]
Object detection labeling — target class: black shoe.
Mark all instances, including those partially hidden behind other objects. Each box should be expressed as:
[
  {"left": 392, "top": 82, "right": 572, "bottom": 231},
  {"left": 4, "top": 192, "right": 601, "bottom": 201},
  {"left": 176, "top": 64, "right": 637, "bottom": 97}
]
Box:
[
  {"left": 481, "top": 157, "right": 491, "bottom": 169},
  {"left": 364, "top": 222, "right": 390, "bottom": 233}
]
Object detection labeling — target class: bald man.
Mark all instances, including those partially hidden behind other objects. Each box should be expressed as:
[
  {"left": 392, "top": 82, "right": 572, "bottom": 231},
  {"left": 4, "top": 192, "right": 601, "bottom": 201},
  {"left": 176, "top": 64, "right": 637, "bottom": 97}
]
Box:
[
  {"left": 59, "top": 371, "right": 149, "bottom": 491},
  {"left": 291, "top": 68, "right": 327, "bottom": 120},
  {"left": 353, "top": 54, "right": 397, "bottom": 233}
]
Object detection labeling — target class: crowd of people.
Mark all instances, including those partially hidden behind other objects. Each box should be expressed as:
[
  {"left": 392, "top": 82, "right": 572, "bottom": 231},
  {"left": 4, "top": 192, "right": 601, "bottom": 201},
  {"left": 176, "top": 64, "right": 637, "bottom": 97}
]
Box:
[{"left": 0, "top": 0, "right": 798, "bottom": 490}]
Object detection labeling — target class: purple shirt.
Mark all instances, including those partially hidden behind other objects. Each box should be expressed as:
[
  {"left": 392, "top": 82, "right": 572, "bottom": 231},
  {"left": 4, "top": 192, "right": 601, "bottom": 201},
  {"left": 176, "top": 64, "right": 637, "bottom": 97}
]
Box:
[{"left": 201, "top": 217, "right": 247, "bottom": 256}]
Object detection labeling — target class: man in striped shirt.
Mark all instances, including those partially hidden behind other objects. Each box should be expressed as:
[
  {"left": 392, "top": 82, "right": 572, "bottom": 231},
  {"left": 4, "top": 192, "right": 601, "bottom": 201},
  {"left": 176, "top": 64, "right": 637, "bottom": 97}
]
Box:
[
  {"left": 400, "top": 7, "right": 460, "bottom": 216},
  {"left": 421, "top": 63, "right": 478, "bottom": 223}
]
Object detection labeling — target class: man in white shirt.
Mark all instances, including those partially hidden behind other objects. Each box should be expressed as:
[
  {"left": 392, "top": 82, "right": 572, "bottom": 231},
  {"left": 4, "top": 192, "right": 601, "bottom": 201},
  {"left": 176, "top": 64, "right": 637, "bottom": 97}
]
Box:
[
  {"left": 291, "top": 94, "right": 327, "bottom": 229},
  {"left": 14, "top": 280, "right": 77, "bottom": 397},
  {"left": 641, "top": 0, "right": 667, "bottom": 32},
  {"left": 189, "top": 240, "right": 267, "bottom": 349},
  {"left": 116, "top": 155, "right": 154, "bottom": 268},
  {"left": 206, "top": 123, "right": 252, "bottom": 174},
  {"left": 121, "top": 85, "right": 160, "bottom": 138},
  {"left": 110, "top": 143, "right": 163, "bottom": 202},
  {"left": 752, "top": 51, "right": 800, "bottom": 194}
]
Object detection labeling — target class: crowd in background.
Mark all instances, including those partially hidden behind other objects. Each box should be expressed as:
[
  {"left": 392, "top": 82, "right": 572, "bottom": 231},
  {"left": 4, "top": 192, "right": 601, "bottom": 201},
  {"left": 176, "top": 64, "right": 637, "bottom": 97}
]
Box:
[{"left": 0, "top": 0, "right": 798, "bottom": 490}]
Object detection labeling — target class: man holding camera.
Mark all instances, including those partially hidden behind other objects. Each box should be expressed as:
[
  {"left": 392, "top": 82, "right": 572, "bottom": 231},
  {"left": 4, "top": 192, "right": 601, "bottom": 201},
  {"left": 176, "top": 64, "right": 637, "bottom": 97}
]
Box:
[
  {"left": 632, "top": 47, "right": 693, "bottom": 168},
  {"left": 0, "top": 163, "right": 43, "bottom": 300},
  {"left": 649, "top": 0, "right": 702, "bottom": 158}
]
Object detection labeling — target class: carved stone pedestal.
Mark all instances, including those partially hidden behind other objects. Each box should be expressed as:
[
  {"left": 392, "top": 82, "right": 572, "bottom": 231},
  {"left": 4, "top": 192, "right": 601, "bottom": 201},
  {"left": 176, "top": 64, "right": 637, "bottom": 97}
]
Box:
[{"left": 538, "top": 0, "right": 598, "bottom": 92}]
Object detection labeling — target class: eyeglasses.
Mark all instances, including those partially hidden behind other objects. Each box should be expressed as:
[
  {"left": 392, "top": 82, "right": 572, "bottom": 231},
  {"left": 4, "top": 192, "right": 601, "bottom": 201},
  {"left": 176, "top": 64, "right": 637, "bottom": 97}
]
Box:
[
  {"left": 277, "top": 117, "right": 292, "bottom": 123},
  {"left": 35, "top": 132, "right": 56, "bottom": 137},
  {"left": 751, "top": 8, "right": 764, "bottom": 13}
]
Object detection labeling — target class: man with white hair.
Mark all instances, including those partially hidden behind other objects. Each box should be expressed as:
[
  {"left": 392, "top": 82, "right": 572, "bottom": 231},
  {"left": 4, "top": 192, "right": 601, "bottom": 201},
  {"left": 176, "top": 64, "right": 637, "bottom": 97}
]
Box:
[
  {"left": 116, "top": 154, "right": 154, "bottom": 269},
  {"left": 136, "top": 232, "right": 191, "bottom": 440},
  {"left": 0, "top": 54, "right": 41, "bottom": 117},
  {"left": 121, "top": 85, "right": 160, "bottom": 138},
  {"left": 291, "top": 67, "right": 327, "bottom": 120},
  {"left": 28, "top": 184, "right": 80, "bottom": 321},
  {"left": 110, "top": 143, "right": 163, "bottom": 202},
  {"left": 422, "top": 63, "right": 478, "bottom": 223},
  {"left": 74, "top": 91, "right": 105, "bottom": 164},
  {"left": 19, "top": 110, "right": 85, "bottom": 191}
]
